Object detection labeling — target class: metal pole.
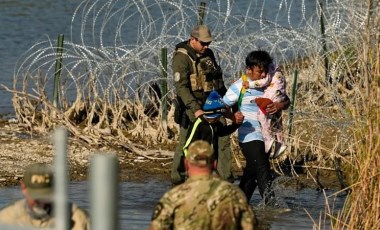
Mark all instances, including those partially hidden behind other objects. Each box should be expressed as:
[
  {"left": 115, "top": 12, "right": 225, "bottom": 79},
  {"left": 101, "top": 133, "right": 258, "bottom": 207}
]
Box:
[
  {"left": 54, "top": 127, "right": 69, "bottom": 230},
  {"left": 198, "top": 2, "right": 206, "bottom": 25},
  {"left": 287, "top": 70, "right": 298, "bottom": 141},
  {"left": 90, "top": 154, "right": 119, "bottom": 230},
  {"left": 160, "top": 48, "right": 168, "bottom": 124},
  {"left": 318, "top": 1, "right": 329, "bottom": 83},
  {"left": 53, "top": 34, "right": 64, "bottom": 108}
]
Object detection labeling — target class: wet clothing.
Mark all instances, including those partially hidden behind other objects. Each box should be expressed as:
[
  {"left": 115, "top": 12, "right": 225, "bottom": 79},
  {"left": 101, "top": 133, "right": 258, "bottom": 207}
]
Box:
[
  {"left": 171, "top": 40, "right": 232, "bottom": 184},
  {"left": 223, "top": 79, "right": 273, "bottom": 202},
  {"left": 0, "top": 199, "right": 90, "bottom": 230},
  {"left": 149, "top": 175, "right": 256, "bottom": 230},
  {"left": 239, "top": 140, "right": 273, "bottom": 200}
]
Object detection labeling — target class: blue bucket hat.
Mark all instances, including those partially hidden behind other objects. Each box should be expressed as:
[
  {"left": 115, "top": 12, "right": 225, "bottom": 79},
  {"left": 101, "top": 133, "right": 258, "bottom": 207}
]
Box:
[{"left": 203, "top": 91, "right": 226, "bottom": 118}]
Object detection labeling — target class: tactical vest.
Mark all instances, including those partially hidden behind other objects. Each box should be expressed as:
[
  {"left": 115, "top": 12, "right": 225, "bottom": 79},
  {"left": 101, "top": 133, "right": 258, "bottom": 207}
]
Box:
[{"left": 176, "top": 48, "right": 224, "bottom": 93}]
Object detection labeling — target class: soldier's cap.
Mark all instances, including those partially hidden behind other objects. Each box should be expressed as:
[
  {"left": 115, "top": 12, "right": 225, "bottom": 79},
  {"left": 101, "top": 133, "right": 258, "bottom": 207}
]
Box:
[
  {"left": 191, "top": 25, "right": 213, "bottom": 43},
  {"left": 23, "top": 163, "right": 54, "bottom": 200},
  {"left": 186, "top": 140, "right": 214, "bottom": 166}
]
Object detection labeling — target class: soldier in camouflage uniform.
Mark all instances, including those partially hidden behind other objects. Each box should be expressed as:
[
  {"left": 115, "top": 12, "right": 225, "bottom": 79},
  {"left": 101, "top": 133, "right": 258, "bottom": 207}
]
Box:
[
  {"left": 0, "top": 163, "right": 90, "bottom": 230},
  {"left": 149, "top": 140, "right": 257, "bottom": 230},
  {"left": 172, "top": 25, "right": 240, "bottom": 185}
]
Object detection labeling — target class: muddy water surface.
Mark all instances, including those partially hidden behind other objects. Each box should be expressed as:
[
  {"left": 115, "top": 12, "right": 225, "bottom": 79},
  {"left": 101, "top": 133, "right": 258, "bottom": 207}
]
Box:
[{"left": 0, "top": 178, "right": 346, "bottom": 229}]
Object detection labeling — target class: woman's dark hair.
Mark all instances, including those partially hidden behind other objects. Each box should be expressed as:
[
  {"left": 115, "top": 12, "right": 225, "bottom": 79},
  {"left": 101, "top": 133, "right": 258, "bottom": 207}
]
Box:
[{"left": 245, "top": 50, "right": 273, "bottom": 72}]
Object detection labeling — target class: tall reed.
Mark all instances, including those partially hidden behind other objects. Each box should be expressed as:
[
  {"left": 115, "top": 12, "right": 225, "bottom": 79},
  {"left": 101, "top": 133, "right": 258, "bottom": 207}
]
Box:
[
  {"left": 315, "top": 0, "right": 380, "bottom": 228},
  {"left": 330, "top": 86, "right": 380, "bottom": 229}
]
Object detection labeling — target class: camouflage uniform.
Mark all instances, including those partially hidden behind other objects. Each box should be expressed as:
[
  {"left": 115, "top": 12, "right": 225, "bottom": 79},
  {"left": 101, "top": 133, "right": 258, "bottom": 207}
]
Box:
[
  {"left": 149, "top": 175, "right": 256, "bottom": 230},
  {"left": 171, "top": 39, "right": 232, "bottom": 184},
  {"left": 0, "top": 163, "right": 90, "bottom": 230},
  {"left": 0, "top": 199, "right": 90, "bottom": 229}
]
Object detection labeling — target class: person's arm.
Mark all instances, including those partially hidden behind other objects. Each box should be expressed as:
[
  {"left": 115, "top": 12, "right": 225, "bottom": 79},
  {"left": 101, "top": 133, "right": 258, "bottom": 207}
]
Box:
[
  {"left": 222, "top": 80, "right": 240, "bottom": 108},
  {"left": 239, "top": 201, "right": 258, "bottom": 230},
  {"left": 223, "top": 80, "right": 245, "bottom": 124},
  {"left": 230, "top": 186, "right": 258, "bottom": 230},
  {"left": 71, "top": 204, "right": 91, "bottom": 230},
  {"left": 265, "top": 71, "right": 290, "bottom": 114},
  {"left": 223, "top": 107, "right": 243, "bottom": 124},
  {"left": 173, "top": 52, "right": 202, "bottom": 121},
  {"left": 217, "top": 122, "right": 241, "bottom": 136},
  {"left": 149, "top": 198, "right": 175, "bottom": 230},
  {"left": 205, "top": 48, "right": 227, "bottom": 97},
  {"left": 266, "top": 94, "right": 290, "bottom": 114},
  {"left": 182, "top": 119, "right": 204, "bottom": 157},
  {"left": 248, "top": 74, "right": 272, "bottom": 89}
]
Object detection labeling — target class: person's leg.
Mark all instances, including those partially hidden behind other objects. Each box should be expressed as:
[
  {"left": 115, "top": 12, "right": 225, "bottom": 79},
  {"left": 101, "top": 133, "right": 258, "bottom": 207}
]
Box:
[
  {"left": 259, "top": 112, "right": 274, "bottom": 153},
  {"left": 238, "top": 141, "right": 260, "bottom": 202},
  {"left": 272, "top": 114, "right": 287, "bottom": 159},
  {"left": 217, "top": 134, "right": 233, "bottom": 181},
  {"left": 216, "top": 117, "right": 233, "bottom": 182},
  {"left": 252, "top": 140, "right": 274, "bottom": 201},
  {"left": 273, "top": 114, "right": 284, "bottom": 144},
  {"left": 171, "top": 126, "right": 188, "bottom": 185},
  {"left": 239, "top": 176, "right": 257, "bottom": 203}
]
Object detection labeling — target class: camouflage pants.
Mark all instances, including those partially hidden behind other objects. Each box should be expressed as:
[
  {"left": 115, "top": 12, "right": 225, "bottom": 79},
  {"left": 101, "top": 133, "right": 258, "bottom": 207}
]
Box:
[{"left": 171, "top": 120, "right": 233, "bottom": 185}]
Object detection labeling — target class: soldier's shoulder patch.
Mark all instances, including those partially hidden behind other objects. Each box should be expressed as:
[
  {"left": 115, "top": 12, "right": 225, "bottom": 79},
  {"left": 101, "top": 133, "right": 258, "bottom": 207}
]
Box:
[
  {"left": 174, "top": 72, "right": 180, "bottom": 82},
  {"left": 151, "top": 202, "right": 164, "bottom": 220}
]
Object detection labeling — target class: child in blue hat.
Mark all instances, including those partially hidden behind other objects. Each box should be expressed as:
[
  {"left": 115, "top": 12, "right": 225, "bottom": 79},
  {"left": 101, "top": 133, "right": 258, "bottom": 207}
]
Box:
[{"left": 182, "top": 91, "right": 242, "bottom": 178}]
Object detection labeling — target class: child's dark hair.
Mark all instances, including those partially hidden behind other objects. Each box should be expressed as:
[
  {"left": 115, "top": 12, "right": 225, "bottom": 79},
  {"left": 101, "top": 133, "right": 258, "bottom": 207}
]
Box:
[{"left": 245, "top": 50, "right": 273, "bottom": 72}]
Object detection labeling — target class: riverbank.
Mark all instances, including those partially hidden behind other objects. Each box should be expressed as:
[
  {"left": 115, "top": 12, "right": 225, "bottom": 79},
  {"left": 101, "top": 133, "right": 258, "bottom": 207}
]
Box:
[
  {"left": 0, "top": 118, "right": 173, "bottom": 187},
  {"left": 0, "top": 118, "right": 342, "bottom": 191}
]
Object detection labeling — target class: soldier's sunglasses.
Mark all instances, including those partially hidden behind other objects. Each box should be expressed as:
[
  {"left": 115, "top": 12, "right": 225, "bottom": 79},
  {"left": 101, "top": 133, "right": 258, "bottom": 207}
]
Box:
[{"left": 196, "top": 38, "right": 211, "bottom": 47}]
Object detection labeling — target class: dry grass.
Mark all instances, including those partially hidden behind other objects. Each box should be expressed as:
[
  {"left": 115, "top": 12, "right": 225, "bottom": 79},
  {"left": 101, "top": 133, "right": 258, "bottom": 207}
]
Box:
[{"left": 329, "top": 87, "right": 380, "bottom": 229}]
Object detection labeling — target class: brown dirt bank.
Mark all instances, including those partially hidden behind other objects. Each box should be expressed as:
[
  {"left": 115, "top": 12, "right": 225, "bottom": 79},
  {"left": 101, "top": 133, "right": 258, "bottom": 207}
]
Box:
[{"left": 0, "top": 119, "right": 343, "bottom": 192}]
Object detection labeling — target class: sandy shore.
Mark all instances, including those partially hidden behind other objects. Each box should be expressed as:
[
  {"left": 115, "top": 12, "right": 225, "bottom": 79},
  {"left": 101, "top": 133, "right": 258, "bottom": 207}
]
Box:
[{"left": 0, "top": 120, "right": 173, "bottom": 187}]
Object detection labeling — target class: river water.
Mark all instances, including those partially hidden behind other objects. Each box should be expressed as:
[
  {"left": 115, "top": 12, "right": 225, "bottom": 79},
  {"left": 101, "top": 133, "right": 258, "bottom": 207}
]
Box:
[
  {"left": 0, "top": 1, "right": 347, "bottom": 229},
  {"left": 0, "top": 179, "right": 346, "bottom": 229}
]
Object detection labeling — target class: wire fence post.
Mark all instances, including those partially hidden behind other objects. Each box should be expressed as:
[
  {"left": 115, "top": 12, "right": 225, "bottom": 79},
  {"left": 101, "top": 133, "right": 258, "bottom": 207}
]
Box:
[
  {"left": 53, "top": 34, "right": 64, "bottom": 108},
  {"left": 318, "top": 0, "right": 330, "bottom": 83},
  {"left": 287, "top": 69, "right": 298, "bottom": 148},
  {"left": 198, "top": 2, "right": 206, "bottom": 25},
  {"left": 160, "top": 47, "right": 168, "bottom": 125}
]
